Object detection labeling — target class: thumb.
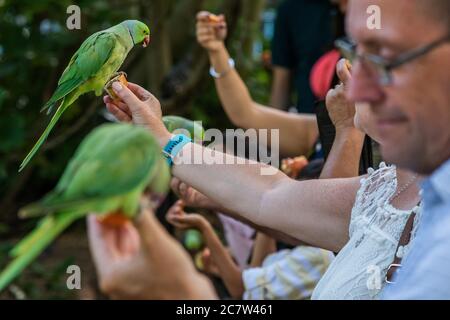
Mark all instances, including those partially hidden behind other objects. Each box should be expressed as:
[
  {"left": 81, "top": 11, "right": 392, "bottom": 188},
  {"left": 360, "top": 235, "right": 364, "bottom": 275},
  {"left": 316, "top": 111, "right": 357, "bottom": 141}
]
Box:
[
  {"left": 197, "top": 11, "right": 210, "bottom": 22},
  {"left": 112, "top": 82, "right": 143, "bottom": 111},
  {"left": 336, "top": 58, "right": 352, "bottom": 86},
  {"left": 86, "top": 215, "right": 115, "bottom": 276}
]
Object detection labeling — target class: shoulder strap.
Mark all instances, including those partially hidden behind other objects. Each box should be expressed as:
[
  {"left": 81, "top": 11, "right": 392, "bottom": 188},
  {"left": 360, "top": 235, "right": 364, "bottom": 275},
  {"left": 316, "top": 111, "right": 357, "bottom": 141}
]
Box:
[{"left": 386, "top": 212, "right": 416, "bottom": 283}]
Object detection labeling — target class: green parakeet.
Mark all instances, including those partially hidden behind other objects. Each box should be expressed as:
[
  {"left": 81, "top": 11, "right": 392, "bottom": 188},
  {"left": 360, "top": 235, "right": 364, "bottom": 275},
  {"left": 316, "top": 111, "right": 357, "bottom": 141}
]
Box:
[
  {"left": 163, "top": 115, "right": 205, "bottom": 142},
  {"left": 19, "top": 20, "right": 151, "bottom": 172},
  {"left": 0, "top": 123, "right": 169, "bottom": 292}
]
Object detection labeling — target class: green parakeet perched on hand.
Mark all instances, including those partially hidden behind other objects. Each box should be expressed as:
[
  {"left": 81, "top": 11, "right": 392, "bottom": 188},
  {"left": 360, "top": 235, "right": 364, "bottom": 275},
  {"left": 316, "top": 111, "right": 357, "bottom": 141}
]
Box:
[
  {"left": 0, "top": 123, "right": 169, "bottom": 292},
  {"left": 19, "top": 20, "right": 151, "bottom": 172}
]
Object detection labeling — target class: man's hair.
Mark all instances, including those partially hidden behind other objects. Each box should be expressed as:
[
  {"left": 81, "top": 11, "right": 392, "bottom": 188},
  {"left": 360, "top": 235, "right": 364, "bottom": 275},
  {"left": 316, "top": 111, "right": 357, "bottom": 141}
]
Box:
[{"left": 418, "top": 0, "right": 450, "bottom": 32}]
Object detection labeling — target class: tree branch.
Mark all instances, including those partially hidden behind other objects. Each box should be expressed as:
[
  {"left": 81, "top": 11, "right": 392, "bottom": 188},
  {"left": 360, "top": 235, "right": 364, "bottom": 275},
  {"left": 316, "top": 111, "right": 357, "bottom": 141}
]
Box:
[{"left": 42, "top": 101, "right": 100, "bottom": 151}]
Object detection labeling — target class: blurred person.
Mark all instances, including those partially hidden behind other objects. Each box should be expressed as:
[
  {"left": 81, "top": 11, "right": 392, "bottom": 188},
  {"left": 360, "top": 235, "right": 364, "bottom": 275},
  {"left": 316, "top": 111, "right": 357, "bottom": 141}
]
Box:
[
  {"left": 345, "top": 0, "right": 450, "bottom": 299},
  {"left": 166, "top": 199, "right": 333, "bottom": 300},
  {"left": 270, "top": 0, "right": 335, "bottom": 112},
  {"left": 308, "top": 0, "right": 378, "bottom": 173},
  {"left": 196, "top": 11, "right": 318, "bottom": 159}
]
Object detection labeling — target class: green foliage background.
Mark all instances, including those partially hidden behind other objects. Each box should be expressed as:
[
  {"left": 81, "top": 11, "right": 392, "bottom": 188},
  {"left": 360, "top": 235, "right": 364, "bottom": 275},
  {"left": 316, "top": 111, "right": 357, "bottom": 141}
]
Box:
[{"left": 0, "top": 0, "right": 277, "bottom": 298}]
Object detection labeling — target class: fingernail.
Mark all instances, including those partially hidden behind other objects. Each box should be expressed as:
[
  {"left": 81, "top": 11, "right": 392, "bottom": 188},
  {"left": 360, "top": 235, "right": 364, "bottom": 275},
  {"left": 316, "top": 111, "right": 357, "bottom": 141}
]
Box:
[{"left": 112, "top": 82, "right": 123, "bottom": 92}]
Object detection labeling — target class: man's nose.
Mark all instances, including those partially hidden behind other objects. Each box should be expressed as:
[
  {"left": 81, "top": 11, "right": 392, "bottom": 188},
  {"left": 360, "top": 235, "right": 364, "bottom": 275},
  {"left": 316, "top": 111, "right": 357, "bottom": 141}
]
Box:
[{"left": 347, "top": 61, "right": 385, "bottom": 105}]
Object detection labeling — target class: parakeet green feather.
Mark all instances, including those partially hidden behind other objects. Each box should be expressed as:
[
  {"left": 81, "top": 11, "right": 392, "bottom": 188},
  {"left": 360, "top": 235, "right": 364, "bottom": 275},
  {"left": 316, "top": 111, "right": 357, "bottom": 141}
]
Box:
[{"left": 162, "top": 115, "right": 205, "bottom": 142}]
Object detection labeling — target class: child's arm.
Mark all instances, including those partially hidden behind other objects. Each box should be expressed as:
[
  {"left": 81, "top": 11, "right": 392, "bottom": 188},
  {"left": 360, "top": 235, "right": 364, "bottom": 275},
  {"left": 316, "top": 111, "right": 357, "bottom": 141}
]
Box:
[
  {"left": 199, "top": 220, "right": 245, "bottom": 299},
  {"left": 249, "top": 232, "right": 277, "bottom": 268},
  {"left": 166, "top": 200, "right": 245, "bottom": 299}
]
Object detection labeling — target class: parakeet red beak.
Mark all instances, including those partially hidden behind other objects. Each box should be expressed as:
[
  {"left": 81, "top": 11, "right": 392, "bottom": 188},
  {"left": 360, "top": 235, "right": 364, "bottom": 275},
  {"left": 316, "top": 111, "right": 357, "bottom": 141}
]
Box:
[{"left": 142, "top": 35, "right": 150, "bottom": 48}]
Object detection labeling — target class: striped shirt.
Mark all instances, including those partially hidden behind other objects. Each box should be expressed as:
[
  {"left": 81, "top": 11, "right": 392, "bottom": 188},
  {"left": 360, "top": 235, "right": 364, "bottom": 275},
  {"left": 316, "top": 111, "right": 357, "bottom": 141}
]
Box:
[{"left": 242, "top": 246, "right": 334, "bottom": 300}]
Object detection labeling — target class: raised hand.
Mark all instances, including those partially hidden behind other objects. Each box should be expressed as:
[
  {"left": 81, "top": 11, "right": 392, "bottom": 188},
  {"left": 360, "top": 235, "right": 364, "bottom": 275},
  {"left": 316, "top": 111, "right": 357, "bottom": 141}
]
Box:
[
  {"left": 104, "top": 81, "right": 171, "bottom": 147},
  {"left": 325, "top": 59, "right": 356, "bottom": 131},
  {"left": 196, "top": 11, "right": 227, "bottom": 52}
]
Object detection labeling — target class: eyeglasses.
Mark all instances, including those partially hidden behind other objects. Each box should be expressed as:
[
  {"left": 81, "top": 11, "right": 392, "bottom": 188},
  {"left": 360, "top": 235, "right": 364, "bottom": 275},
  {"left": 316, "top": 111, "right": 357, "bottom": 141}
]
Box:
[{"left": 335, "top": 35, "right": 449, "bottom": 85}]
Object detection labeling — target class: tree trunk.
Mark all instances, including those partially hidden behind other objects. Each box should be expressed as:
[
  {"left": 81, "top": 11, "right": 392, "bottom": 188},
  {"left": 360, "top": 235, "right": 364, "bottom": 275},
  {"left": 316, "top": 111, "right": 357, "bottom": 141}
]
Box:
[
  {"left": 139, "top": 0, "right": 174, "bottom": 96},
  {"left": 237, "top": 0, "right": 266, "bottom": 78}
]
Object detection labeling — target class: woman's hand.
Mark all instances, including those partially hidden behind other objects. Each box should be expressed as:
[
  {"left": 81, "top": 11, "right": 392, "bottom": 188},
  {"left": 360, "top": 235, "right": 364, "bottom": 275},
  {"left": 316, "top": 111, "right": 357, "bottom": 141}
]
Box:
[
  {"left": 166, "top": 200, "right": 209, "bottom": 231},
  {"left": 103, "top": 82, "right": 171, "bottom": 147},
  {"left": 196, "top": 11, "right": 227, "bottom": 53},
  {"left": 170, "top": 177, "right": 218, "bottom": 210}
]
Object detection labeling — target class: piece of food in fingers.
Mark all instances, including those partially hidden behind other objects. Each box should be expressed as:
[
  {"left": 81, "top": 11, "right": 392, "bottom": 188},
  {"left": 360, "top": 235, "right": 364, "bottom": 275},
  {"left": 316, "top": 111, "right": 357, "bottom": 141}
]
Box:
[
  {"left": 104, "top": 71, "right": 128, "bottom": 101},
  {"left": 97, "top": 211, "right": 129, "bottom": 228},
  {"left": 345, "top": 59, "right": 352, "bottom": 71},
  {"left": 194, "top": 251, "right": 205, "bottom": 270},
  {"left": 281, "top": 156, "right": 309, "bottom": 179},
  {"left": 208, "top": 13, "right": 221, "bottom": 23}
]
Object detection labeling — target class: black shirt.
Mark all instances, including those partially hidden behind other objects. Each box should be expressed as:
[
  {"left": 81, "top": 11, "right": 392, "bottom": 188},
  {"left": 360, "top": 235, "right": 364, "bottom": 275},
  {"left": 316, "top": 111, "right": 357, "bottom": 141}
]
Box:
[{"left": 271, "top": 0, "right": 334, "bottom": 113}]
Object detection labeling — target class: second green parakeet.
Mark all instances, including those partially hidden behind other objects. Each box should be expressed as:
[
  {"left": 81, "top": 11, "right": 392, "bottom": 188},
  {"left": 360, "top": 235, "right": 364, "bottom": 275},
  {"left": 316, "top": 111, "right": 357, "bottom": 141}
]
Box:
[{"left": 0, "top": 123, "right": 169, "bottom": 292}]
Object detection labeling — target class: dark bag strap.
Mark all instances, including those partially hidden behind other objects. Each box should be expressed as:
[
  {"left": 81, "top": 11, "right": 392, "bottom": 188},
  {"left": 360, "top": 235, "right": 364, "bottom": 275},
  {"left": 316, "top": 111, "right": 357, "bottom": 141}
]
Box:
[{"left": 385, "top": 212, "right": 416, "bottom": 283}]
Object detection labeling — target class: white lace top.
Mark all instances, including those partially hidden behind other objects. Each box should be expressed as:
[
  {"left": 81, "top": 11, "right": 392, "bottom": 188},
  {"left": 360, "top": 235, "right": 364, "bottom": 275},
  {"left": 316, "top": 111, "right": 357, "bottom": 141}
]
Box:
[{"left": 311, "top": 163, "right": 422, "bottom": 300}]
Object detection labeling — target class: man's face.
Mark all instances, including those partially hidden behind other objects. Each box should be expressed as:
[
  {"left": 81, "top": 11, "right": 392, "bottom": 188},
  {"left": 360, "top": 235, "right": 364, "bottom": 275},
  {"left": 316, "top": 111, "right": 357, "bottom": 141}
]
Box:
[{"left": 346, "top": 0, "right": 450, "bottom": 175}]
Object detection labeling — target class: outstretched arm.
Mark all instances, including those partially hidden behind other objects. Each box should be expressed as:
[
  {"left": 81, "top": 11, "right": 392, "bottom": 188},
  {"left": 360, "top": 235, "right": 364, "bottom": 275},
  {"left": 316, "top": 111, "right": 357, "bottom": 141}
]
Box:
[
  {"left": 196, "top": 11, "right": 318, "bottom": 157},
  {"left": 169, "top": 177, "right": 307, "bottom": 246},
  {"left": 105, "top": 81, "right": 360, "bottom": 253}
]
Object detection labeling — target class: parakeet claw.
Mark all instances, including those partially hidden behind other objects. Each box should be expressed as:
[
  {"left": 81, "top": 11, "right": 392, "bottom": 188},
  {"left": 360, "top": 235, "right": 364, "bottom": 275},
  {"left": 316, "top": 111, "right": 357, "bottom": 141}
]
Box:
[{"left": 111, "top": 71, "right": 128, "bottom": 79}]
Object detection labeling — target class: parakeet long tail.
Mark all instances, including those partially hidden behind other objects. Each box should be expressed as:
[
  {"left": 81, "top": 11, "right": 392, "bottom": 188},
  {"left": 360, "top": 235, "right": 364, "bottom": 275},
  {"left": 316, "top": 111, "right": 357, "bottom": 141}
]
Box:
[
  {"left": 11, "top": 195, "right": 118, "bottom": 256},
  {"left": 19, "top": 96, "right": 74, "bottom": 172},
  {"left": 9, "top": 216, "right": 55, "bottom": 258},
  {"left": 0, "top": 213, "right": 76, "bottom": 292}
]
